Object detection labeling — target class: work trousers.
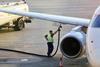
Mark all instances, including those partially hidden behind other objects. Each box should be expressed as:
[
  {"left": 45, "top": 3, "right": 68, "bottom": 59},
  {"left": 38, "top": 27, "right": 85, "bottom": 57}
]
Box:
[{"left": 47, "top": 42, "right": 54, "bottom": 56}]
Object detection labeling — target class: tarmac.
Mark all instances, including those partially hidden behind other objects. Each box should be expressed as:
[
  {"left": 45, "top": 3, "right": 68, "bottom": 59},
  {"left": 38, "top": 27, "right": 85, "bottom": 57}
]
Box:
[{"left": 0, "top": 0, "right": 99, "bottom": 67}]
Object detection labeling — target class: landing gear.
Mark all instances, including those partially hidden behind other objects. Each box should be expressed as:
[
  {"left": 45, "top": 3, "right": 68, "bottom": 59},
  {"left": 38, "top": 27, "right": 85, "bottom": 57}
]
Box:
[{"left": 14, "top": 18, "right": 25, "bottom": 31}]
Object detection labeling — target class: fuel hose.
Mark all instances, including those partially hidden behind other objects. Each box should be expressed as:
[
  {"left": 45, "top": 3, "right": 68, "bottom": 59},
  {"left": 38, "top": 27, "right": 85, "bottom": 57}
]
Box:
[{"left": 0, "top": 24, "right": 62, "bottom": 57}]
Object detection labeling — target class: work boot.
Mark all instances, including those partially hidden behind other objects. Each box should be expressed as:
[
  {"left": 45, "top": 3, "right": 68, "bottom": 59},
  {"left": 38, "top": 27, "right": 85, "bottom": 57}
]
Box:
[{"left": 47, "top": 54, "right": 51, "bottom": 57}]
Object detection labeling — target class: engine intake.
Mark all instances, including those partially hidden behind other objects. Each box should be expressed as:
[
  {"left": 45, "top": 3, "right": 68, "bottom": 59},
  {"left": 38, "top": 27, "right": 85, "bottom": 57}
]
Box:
[{"left": 60, "top": 31, "right": 86, "bottom": 59}]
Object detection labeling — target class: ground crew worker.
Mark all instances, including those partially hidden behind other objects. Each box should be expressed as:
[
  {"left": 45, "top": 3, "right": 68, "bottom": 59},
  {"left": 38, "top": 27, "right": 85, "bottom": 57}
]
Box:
[{"left": 45, "top": 28, "right": 60, "bottom": 57}]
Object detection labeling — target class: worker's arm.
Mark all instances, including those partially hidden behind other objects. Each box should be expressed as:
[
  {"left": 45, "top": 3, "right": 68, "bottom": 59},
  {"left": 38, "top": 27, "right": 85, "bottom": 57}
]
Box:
[
  {"left": 44, "top": 34, "right": 48, "bottom": 41},
  {"left": 52, "top": 30, "right": 58, "bottom": 36},
  {"left": 52, "top": 26, "right": 62, "bottom": 36}
]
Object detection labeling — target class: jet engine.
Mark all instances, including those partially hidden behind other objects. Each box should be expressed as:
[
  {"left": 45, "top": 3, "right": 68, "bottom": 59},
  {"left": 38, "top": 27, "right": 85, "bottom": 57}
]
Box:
[{"left": 60, "top": 27, "right": 86, "bottom": 59}]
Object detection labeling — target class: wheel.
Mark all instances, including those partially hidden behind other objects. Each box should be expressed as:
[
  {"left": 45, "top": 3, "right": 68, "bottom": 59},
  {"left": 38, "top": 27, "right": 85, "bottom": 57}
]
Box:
[{"left": 14, "top": 18, "right": 25, "bottom": 31}]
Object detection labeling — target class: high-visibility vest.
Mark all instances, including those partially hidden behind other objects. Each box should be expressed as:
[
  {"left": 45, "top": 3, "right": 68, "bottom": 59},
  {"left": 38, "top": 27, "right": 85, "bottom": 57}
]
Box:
[{"left": 47, "top": 33, "right": 54, "bottom": 42}]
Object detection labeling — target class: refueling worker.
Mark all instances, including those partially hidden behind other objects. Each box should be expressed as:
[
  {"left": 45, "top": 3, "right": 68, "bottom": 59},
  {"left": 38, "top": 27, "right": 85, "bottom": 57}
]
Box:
[{"left": 45, "top": 26, "right": 61, "bottom": 57}]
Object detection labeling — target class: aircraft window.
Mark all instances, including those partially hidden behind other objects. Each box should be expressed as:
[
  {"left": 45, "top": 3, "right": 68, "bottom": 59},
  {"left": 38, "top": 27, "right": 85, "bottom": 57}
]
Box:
[{"left": 92, "top": 15, "right": 100, "bottom": 27}]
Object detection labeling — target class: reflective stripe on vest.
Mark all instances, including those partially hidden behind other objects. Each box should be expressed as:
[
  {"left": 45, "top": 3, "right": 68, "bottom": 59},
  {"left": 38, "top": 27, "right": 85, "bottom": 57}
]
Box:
[{"left": 47, "top": 33, "right": 54, "bottom": 42}]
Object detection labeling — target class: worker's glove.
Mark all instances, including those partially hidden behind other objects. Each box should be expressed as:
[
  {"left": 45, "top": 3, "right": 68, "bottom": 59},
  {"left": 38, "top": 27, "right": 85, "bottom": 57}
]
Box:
[
  {"left": 59, "top": 25, "right": 62, "bottom": 28},
  {"left": 58, "top": 25, "right": 62, "bottom": 31},
  {"left": 57, "top": 28, "right": 61, "bottom": 31},
  {"left": 45, "top": 35, "right": 47, "bottom": 38}
]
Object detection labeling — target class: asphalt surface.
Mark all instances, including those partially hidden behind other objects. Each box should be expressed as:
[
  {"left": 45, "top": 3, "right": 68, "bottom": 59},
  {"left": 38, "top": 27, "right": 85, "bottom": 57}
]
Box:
[{"left": 0, "top": 0, "right": 99, "bottom": 67}]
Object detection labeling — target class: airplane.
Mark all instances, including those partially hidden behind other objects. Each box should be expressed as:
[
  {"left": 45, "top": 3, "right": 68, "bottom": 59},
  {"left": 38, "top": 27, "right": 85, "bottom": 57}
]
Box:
[{"left": 0, "top": 2, "right": 100, "bottom": 67}]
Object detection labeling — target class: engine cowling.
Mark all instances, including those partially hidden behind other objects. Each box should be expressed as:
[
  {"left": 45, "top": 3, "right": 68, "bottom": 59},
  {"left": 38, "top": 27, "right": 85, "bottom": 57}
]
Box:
[{"left": 60, "top": 30, "right": 86, "bottom": 59}]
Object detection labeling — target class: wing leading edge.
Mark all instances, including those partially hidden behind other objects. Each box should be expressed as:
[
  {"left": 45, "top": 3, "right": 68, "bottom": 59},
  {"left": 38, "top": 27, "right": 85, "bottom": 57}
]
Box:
[{"left": 0, "top": 9, "right": 90, "bottom": 27}]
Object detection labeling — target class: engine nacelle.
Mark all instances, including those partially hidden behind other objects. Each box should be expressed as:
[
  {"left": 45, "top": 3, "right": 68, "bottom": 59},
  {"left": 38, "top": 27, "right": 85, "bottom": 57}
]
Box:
[{"left": 60, "top": 30, "right": 86, "bottom": 59}]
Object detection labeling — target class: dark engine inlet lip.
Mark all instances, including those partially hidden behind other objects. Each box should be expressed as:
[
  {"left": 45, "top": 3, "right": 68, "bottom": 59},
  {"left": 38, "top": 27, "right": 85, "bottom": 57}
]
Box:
[{"left": 60, "top": 36, "right": 82, "bottom": 59}]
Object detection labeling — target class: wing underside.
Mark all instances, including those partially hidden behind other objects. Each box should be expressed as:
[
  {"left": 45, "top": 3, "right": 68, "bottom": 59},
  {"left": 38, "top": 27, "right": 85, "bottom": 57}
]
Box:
[{"left": 0, "top": 9, "right": 90, "bottom": 27}]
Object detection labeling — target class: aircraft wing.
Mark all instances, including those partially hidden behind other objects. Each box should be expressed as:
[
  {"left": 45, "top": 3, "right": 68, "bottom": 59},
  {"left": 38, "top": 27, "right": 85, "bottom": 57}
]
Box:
[{"left": 0, "top": 9, "right": 90, "bottom": 27}]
